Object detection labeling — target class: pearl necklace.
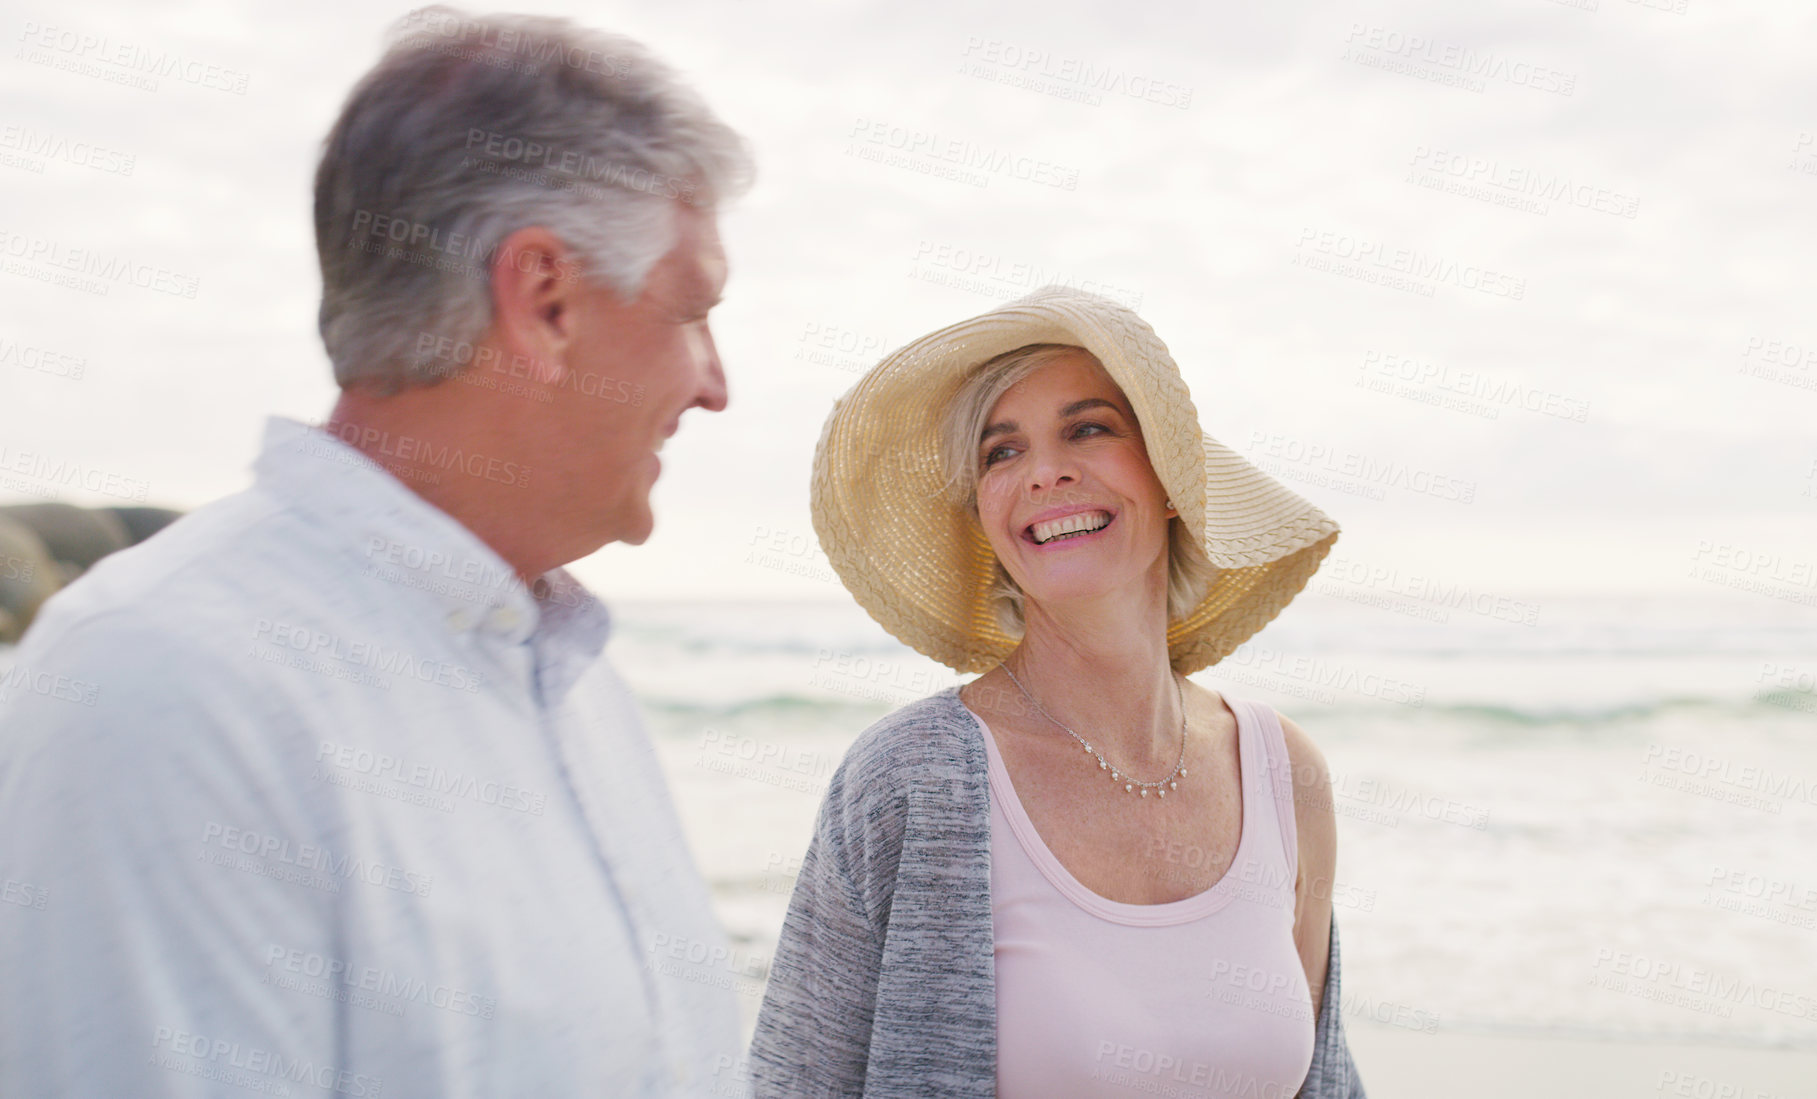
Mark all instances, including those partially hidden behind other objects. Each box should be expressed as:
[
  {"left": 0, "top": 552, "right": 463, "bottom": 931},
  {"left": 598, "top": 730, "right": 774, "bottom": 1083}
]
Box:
[{"left": 1000, "top": 662, "right": 1188, "bottom": 799}]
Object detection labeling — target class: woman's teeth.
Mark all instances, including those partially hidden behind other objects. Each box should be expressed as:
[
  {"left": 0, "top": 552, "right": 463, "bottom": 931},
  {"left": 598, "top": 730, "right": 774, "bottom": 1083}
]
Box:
[{"left": 1031, "top": 511, "right": 1111, "bottom": 545}]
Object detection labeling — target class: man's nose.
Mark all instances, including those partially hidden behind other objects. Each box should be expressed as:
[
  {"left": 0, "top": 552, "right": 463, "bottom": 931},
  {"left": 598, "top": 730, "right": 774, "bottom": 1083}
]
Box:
[{"left": 696, "top": 327, "right": 728, "bottom": 413}]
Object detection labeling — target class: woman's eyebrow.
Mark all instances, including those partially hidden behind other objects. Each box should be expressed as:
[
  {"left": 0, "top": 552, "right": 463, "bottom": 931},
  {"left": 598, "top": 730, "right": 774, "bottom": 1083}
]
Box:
[
  {"left": 981, "top": 398, "right": 1127, "bottom": 445},
  {"left": 1060, "top": 397, "right": 1126, "bottom": 418}
]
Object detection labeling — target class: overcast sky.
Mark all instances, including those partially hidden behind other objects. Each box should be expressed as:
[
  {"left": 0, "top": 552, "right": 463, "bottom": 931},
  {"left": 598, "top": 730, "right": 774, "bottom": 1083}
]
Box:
[{"left": 4, "top": 0, "right": 1814, "bottom": 602}]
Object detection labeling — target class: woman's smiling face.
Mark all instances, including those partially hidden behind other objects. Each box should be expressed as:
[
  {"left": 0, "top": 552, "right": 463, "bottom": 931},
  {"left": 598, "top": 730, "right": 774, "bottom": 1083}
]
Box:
[{"left": 973, "top": 348, "right": 1173, "bottom": 612}]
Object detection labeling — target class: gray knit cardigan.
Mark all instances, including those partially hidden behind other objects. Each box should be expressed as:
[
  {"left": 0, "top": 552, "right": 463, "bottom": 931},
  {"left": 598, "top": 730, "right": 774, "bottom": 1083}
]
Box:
[{"left": 750, "top": 687, "right": 1367, "bottom": 1098}]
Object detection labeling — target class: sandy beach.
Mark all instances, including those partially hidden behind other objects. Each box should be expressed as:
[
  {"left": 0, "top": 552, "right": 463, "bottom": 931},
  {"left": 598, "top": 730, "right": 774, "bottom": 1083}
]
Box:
[{"left": 1347, "top": 1024, "right": 1817, "bottom": 1099}]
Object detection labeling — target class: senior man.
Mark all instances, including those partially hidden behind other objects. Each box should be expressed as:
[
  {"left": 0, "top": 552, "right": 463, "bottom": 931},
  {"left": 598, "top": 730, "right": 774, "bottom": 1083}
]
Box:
[{"left": 0, "top": 8, "right": 752, "bottom": 1096}]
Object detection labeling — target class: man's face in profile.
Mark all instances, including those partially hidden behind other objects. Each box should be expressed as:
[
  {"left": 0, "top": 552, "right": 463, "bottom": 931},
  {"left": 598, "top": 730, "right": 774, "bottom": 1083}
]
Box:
[{"left": 546, "top": 202, "right": 729, "bottom": 548}]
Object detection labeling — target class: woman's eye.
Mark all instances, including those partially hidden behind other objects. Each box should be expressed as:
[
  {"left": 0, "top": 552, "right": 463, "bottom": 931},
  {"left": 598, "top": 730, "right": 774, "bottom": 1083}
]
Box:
[
  {"left": 982, "top": 445, "right": 1017, "bottom": 466},
  {"left": 1071, "top": 421, "right": 1110, "bottom": 438}
]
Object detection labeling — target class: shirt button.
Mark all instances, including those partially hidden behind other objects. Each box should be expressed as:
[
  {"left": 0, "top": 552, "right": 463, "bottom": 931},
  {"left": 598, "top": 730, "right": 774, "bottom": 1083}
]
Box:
[
  {"left": 487, "top": 605, "right": 523, "bottom": 632},
  {"left": 445, "top": 607, "right": 476, "bottom": 632}
]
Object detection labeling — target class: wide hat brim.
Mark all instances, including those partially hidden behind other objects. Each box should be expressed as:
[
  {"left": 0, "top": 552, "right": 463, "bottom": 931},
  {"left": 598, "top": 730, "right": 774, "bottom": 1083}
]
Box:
[{"left": 810, "top": 285, "right": 1340, "bottom": 676}]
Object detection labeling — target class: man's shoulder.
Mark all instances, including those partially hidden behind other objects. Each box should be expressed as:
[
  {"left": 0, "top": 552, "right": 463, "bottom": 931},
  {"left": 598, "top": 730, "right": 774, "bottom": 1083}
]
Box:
[
  {"left": 1, "top": 484, "right": 362, "bottom": 753},
  {"left": 23, "top": 482, "right": 359, "bottom": 659}
]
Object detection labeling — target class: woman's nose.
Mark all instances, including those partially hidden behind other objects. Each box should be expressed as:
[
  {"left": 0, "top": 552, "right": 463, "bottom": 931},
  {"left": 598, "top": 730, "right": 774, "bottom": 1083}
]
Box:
[{"left": 1023, "top": 443, "right": 1078, "bottom": 496}]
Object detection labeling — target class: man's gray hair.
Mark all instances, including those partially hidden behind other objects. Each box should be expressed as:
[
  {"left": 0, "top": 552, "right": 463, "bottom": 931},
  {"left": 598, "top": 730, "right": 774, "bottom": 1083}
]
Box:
[{"left": 314, "top": 6, "right": 753, "bottom": 392}]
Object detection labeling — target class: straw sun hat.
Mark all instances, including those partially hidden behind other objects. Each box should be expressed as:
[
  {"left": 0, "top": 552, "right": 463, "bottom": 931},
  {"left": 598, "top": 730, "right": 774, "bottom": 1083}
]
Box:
[{"left": 809, "top": 285, "right": 1340, "bottom": 677}]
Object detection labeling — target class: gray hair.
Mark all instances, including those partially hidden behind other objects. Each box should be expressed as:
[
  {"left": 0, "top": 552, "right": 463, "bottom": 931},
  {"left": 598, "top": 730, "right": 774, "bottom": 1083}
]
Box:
[
  {"left": 314, "top": 6, "right": 754, "bottom": 392},
  {"left": 937, "top": 343, "right": 1218, "bottom": 637}
]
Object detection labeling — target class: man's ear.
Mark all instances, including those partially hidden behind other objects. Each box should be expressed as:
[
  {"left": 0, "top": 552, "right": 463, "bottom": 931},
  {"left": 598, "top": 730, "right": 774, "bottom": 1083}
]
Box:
[{"left": 488, "top": 226, "right": 585, "bottom": 384}]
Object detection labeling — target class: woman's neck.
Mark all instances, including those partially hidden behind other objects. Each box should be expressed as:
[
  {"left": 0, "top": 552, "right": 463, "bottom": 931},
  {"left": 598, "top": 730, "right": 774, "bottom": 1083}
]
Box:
[{"left": 1002, "top": 587, "right": 1183, "bottom": 768}]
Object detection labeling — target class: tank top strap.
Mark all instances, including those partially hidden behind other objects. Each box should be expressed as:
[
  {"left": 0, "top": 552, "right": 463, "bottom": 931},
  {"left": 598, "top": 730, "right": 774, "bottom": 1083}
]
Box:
[{"left": 1228, "top": 695, "right": 1299, "bottom": 884}]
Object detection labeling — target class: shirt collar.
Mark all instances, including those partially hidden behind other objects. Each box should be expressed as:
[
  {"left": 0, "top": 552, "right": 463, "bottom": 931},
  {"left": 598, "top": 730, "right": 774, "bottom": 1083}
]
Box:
[{"left": 252, "top": 417, "right": 612, "bottom": 684}]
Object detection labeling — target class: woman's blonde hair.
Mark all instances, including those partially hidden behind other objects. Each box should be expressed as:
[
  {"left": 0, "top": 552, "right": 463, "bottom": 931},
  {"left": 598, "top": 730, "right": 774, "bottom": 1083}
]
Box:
[{"left": 937, "top": 343, "right": 1217, "bottom": 637}]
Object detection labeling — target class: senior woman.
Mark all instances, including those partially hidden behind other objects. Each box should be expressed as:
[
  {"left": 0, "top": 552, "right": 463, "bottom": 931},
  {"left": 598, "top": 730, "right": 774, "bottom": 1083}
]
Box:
[{"left": 751, "top": 286, "right": 1365, "bottom": 1098}]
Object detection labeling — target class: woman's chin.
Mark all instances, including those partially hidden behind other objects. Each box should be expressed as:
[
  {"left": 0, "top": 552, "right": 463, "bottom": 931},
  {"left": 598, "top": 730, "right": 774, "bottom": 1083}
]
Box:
[
  {"left": 1006, "top": 541, "right": 1171, "bottom": 617},
  {"left": 1015, "top": 568, "right": 1136, "bottom": 611}
]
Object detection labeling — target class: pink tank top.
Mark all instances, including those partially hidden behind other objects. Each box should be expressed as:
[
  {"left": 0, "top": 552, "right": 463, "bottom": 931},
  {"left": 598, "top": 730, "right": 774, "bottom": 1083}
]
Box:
[{"left": 965, "top": 695, "right": 1315, "bottom": 1099}]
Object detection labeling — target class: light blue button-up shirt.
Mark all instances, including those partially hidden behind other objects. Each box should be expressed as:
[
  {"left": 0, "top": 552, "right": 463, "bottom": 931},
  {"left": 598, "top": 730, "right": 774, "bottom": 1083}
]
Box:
[{"left": 0, "top": 417, "right": 745, "bottom": 1097}]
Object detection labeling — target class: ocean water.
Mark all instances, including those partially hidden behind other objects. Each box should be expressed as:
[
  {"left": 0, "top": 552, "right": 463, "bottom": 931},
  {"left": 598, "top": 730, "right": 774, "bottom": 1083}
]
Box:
[
  {"left": 618, "top": 591, "right": 1817, "bottom": 1049},
  {"left": 6, "top": 590, "right": 1814, "bottom": 1050}
]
